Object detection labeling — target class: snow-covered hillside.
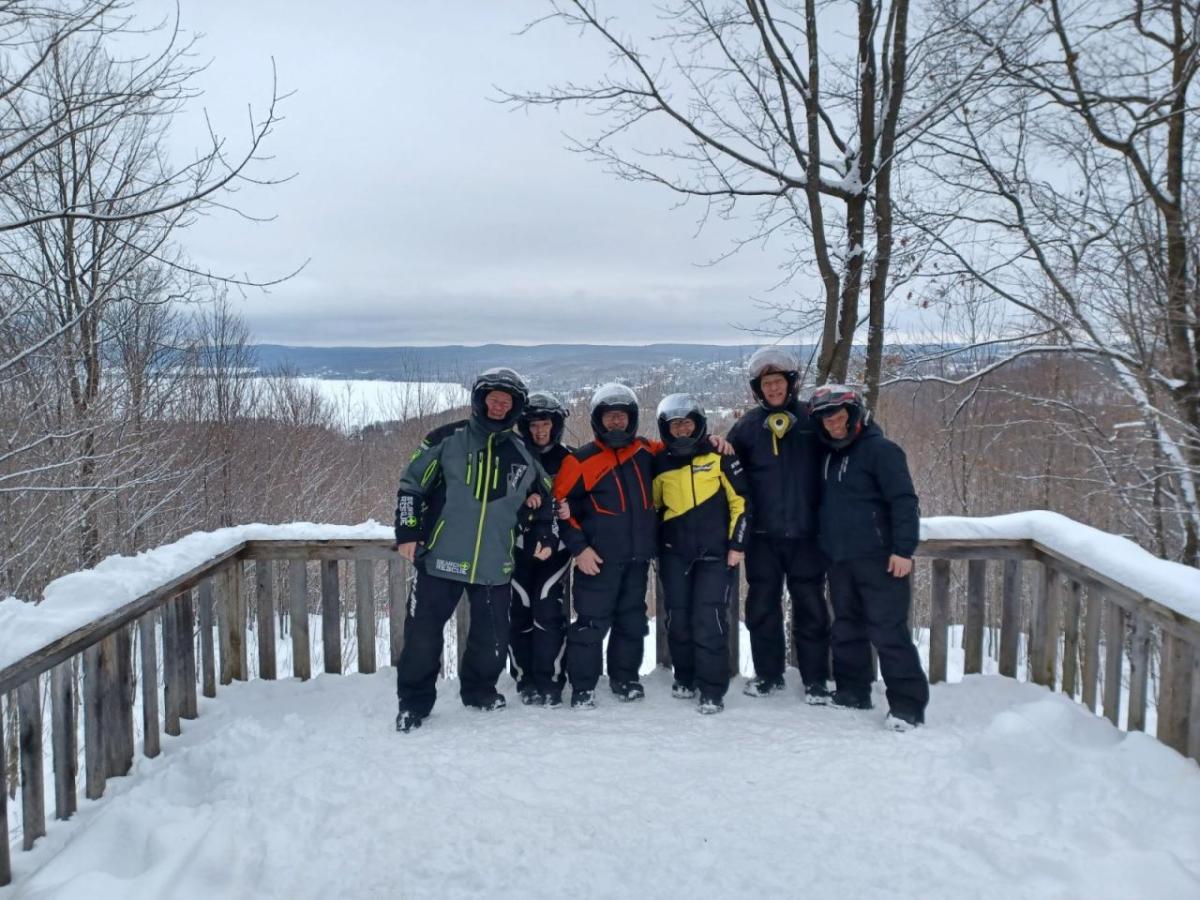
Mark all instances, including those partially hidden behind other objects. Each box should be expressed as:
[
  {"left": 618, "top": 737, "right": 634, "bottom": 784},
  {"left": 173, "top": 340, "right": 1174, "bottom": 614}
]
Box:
[{"left": 4, "top": 670, "right": 1199, "bottom": 899}]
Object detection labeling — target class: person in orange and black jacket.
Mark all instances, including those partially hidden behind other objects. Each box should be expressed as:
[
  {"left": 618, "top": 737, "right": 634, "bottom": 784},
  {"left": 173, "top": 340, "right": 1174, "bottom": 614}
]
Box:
[
  {"left": 652, "top": 395, "right": 750, "bottom": 714},
  {"left": 553, "top": 383, "right": 658, "bottom": 708},
  {"left": 726, "top": 348, "right": 832, "bottom": 704},
  {"left": 508, "top": 392, "right": 573, "bottom": 708}
]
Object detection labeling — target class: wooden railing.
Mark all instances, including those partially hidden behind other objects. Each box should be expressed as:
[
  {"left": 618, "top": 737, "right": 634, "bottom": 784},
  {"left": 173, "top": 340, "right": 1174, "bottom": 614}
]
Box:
[{"left": 2, "top": 532, "right": 1198, "bottom": 886}]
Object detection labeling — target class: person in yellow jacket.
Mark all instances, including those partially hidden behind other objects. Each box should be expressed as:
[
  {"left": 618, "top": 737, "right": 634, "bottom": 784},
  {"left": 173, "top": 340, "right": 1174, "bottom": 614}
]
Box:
[{"left": 652, "top": 394, "right": 751, "bottom": 713}]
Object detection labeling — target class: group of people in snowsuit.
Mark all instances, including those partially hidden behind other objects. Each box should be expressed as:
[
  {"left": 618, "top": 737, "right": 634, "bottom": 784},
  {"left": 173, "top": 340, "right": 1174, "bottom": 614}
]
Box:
[{"left": 391, "top": 349, "right": 929, "bottom": 733}]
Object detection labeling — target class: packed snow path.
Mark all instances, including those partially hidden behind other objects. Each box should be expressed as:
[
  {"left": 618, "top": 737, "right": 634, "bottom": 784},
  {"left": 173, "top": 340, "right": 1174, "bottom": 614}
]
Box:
[{"left": 5, "top": 671, "right": 1200, "bottom": 899}]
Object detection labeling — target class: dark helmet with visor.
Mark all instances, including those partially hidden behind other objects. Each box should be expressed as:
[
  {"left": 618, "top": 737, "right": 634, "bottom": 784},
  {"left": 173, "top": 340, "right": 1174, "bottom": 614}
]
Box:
[
  {"left": 520, "top": 391, "right": 570, "bottom": 449},
  {"left": 590, "top": 382, "right": 639, "bottom": 448},
  {"left": 747, "top": 347, "right": 801, "bottom": 410},
  {"left": 470, "top": 367, "right": 528, "bottom": 433},
  {"left": 656, "top": 393, "right": 708, "bottom": 456},
  {"left": 809, "top": 383, "right": 869, "bottom": 449}
]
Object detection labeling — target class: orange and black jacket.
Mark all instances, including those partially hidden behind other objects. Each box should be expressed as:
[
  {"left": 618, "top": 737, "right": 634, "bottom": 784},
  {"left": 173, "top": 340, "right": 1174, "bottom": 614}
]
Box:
[
  {"left": 652, "top": 450, "right": 750, "bottom": 562},
  {"left": 553, "top": 437, "right": 660, "bottom": 562}
]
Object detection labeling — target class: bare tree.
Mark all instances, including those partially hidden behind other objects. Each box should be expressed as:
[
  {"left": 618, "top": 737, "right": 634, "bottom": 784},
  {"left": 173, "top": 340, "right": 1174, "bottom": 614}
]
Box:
[
  {"left": 897, "top": 0, "right": 1200, "bottom": 564},
  {"left": 504, "top": 0, "right": 1009, "bottom": 405}
]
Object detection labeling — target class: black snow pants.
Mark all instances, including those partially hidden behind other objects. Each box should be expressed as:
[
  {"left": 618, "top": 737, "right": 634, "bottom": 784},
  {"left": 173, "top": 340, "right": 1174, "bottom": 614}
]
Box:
[
  {"left": 659, "top": 554, "right": 733, "bottom": 700},
  {"left": 744, "top": 534, "right": 830, "bottom": 685},
  {"left": 828, "top": 556, "right": 929, "bottom": 722},
  {"left": 565, "top": 558, "right": 649, "bottom": 691},
  {"left": 508, "top": 547, "right": 571, "bottom": 696},
  {"left": 395, "top": 568, "right": 510, "bottom": 717}
]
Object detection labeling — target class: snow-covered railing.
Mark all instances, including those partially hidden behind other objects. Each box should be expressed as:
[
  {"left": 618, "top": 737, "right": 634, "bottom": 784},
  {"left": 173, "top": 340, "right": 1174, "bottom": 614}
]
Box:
[{"left": 1, "top": 513, "right": 1199, "bottom": 887}]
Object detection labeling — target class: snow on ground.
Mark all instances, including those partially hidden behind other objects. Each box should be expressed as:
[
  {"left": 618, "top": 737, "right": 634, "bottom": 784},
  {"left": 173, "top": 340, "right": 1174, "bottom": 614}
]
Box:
[{"left": 4, "top": 671, "right": 1199, "bottom": 900}]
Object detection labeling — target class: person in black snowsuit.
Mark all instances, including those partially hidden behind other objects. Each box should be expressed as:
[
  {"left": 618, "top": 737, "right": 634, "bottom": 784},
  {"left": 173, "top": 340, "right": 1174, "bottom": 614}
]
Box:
[
  {"left": 652, "top": 394, "right": 750, "bottom": 714},
  {"left": 809, "top": 384, "right": 929, "bottom": 730},
  {"left": 727, "top": 348, "right": 832, "bottom": 703},
  {"left": 392, "top": 368, "right": 556, "bottom": 733},
  {"left": 509, "top": 392, "right": 573, "bottom": 708}
]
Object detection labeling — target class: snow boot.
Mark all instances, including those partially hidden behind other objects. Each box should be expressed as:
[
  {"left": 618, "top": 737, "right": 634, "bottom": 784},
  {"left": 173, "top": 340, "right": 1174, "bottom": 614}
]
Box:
[
  {"left": 884, "top": 710, "right": 922, "bottom": 732},
  {"left": 612, "top": 681, "right": 645, "bottom": 702},
  {"left": 395, "top": 709, "right": 423, "bottom": 733},
  {"left": 464, "top": 692, "right": 507, "bottom": 712},
  {"left": 742, "top": 676, "right": 785, "bottom": 698},
  {"left": 804, "top": 683, "right": 833, "bottom": 706},
  {"left": 671, "top": 682, "right": 697, "bottom": 700},
  {"left": 697, "top": 696, "right": 724, "bottom": 715},
  {"left": 830, "top": 689, "right": 873, "bottom": 711},
  {"left": 541, "top": 690, "right": 563, "bottom": 709},
  {"left": 571, "top": 689, "right": 596, "bottom": 710},
  {"left": 518, "top": 687, "right": 540, "bottom": 706}
]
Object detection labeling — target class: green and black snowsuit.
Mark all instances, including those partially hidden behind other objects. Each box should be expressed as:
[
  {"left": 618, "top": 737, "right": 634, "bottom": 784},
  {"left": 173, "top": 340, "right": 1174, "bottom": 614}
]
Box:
[
  {"left": 394, "top": 415, "right": 555, "bottom": 717},
  {"left": 394, "top": 417, "right": 555, "bottom": 585}
]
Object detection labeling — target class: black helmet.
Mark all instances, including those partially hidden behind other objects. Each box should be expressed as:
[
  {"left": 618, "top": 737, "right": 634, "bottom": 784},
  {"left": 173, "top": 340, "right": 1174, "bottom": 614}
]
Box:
[
  {"left": 747, "top": 347, "right": 800, "bottom": 410},
  {"left": 590, "top": 382, "right": 639, "bottom": 448},
  {"left": 520, "top": 391, "right": 569, "bottom": 449},
  {"left": 656, "top": 393, "right": 708, "bottom": 456},
  {"left": 471, "top": 367, "right": 528, "bottom": 433},
  {"left": 809, "top": 383, "right": 870, "bottom": 449}
]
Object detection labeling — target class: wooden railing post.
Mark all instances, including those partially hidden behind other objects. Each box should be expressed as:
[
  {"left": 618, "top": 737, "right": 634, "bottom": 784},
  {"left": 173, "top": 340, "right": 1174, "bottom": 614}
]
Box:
[
  {"left": 198, "top": 577, "right": 217, "bottom": 698},
  {"left": 233, "top": 563, "right": 248, "bottom": 681},
  {"left": 138, "top": 613, "right": 161, "bottom": 758},
  {"left": 18, "top": 676, "right": 46, "bottom": 850},
  {"left": 179, "top": 590, "right": 198, "bottom": 719},
  {"left": 964, "top": 559, "right": 986, "bottom": 676},
  {"left": 388, "top": 557, "right": 406, "bottom": 667},
  {"left": 163, "top": 600, "right": 182, "bottom": 737},
  {"left": 1188, "top": 649, "right": 1200, "bottom": 763},
  {"left": 1102, "top": 598, "right": 1124, "bottom": 726},
  {"left": 1061, "top": 579, "right": 1083, "bottom": 698},
  {"left": 654, "top": 571, "right": 670, "bottom": 670},
  {"left": 1030, "top": 564, "right": 1060, "bottom": 688},
  {"left": 102, "top": 630, "right": 134, "bottom": 778},
  {"left": 321, "top": 559, "right": 342, "bottom": 675},
  {"left": 356, "top": 559, "right": 377, "bottom": 675},
  {"left": 1080, "top": 584, "right": 1102, "bottom": 712},
  {"left": 82, "top": 644, "right": 105, "bottom": 800},
  {"left": 1127, "top": 611, "right": 1151, "bottom": 733},
  {"left": 0, "top": 703, "right": 9, "bottom": 887},
  {"left": 290, "top": 559, "right": 311, "bottom": 680},
  {"left": 929, "top": 559, "right": 951, "bottom": 684},
  {"left": 999, "top": 560, "right": 1022, "bottom": 678},
  {"left": 1157, "top": 632, "right": 1194, "bottom": 755},
  {"left": 256, "top": 560, "right": 278, "bottom": 681},
  {"left": 50, "top": 661, "right": 77, "bottom": 821}
]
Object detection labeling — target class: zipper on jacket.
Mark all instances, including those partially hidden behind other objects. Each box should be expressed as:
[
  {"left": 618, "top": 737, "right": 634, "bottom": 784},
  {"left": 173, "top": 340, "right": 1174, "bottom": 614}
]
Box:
[
  {"left": 427, "top": 519, "right": 446, "bottom": 549},
  {"left": 466, "top": 452, "right": 473, "bottom": 486},
  {"left": 469, "top": 433, "right": 494, "bottom": 582}
]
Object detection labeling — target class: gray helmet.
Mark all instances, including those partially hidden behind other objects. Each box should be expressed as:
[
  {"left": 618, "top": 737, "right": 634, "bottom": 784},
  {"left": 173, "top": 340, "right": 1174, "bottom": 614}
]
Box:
[
  {"left": 747, "top": 347, "right": 800, "bottom": 409},
  {"left": 590, "top": 382, "right": 639, "bottom": 448}
]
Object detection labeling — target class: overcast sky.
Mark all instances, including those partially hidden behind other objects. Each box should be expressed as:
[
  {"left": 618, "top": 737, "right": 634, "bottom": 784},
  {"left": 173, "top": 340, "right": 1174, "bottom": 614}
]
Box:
[{"left": 146, "top": 1, "right": 817, "bottom": 346}]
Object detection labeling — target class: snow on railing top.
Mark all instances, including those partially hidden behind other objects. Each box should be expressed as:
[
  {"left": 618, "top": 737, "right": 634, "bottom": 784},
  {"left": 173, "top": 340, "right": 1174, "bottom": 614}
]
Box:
[
  {"left": 0, "top": 521, "right": 391, "bottom": 674},
  {"left": 1, "top": 512, "right": 1198, "bottom": 676},
  {"left": 922, "top": 511, "right": 1200, "bottom": 621}
]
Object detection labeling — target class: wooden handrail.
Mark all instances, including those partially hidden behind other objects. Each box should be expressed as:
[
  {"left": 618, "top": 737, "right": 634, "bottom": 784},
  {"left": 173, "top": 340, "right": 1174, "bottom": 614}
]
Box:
[{"left": 1, "top": 531, "right": 1198, "bottom": 887}]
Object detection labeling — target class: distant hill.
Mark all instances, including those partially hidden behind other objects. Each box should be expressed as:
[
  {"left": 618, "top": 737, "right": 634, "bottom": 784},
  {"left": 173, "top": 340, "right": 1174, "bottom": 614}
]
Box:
[{"left": 248, "top": 343, "right": 795, "bottom": 393}]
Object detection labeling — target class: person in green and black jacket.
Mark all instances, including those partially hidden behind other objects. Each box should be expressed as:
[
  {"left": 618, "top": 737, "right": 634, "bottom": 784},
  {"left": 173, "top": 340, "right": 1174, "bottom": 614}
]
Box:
[{"left": 393, "top": 368, "right": 555, "bottom": 733}]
